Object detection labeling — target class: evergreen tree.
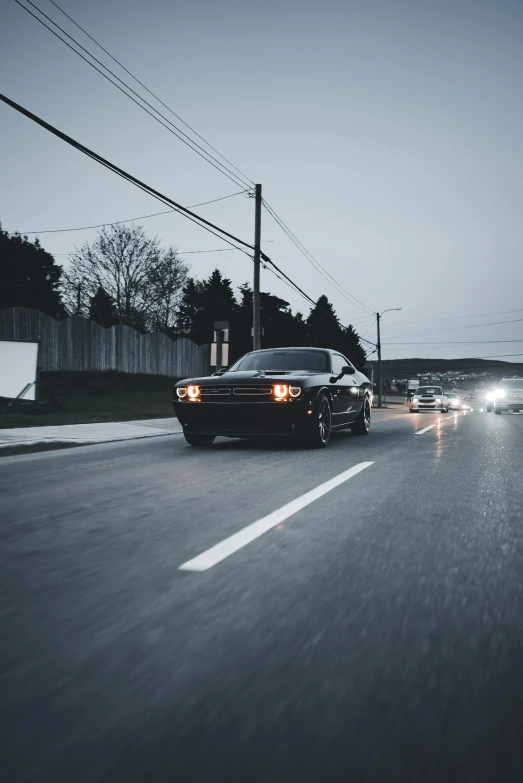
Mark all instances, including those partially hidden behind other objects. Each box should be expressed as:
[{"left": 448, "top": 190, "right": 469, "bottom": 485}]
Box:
[
  {"left": 306, "top": 295, "right": 344, "bottom": 351},
  {"left": 0, "top": 225, "right": 64, "bottom": 317},
  {"left": 88, "top": 286, "right": 118, "bottom": 327}
]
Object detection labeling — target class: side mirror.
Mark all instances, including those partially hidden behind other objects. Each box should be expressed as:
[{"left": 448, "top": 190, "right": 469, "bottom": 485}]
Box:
[
  {"left": 212, "top": 367, "right": 228, "bottom": 376},
  {"left": 342, "top": 365, "right": 355, "bottom": 375}
]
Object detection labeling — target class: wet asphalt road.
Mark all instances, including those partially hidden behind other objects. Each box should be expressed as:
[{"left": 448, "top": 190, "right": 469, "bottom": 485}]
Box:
[{"left": 1, "top": 408, "right": 523, "bottom": 782}]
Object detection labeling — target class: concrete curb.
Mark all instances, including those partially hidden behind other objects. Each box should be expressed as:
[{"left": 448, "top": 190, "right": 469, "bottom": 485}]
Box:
[{"left": 0, "top": 419, "right": 183, "bottom": 457}]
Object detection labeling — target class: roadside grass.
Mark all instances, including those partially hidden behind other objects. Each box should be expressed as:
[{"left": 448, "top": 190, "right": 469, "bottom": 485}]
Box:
[{"left": 0, "top": 372, "right": 179, "bottom": 428}]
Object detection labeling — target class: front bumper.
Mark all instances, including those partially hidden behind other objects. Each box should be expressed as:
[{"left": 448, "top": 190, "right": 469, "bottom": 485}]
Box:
[
  {"left": 173, "top": 399, "right": 314, "bottom": 437},
  {"left": 495, "top": 401, "right": 522, "bottom": 411},
  {"left": 410, "top": 403, "right": 446, "bottom": 411}
]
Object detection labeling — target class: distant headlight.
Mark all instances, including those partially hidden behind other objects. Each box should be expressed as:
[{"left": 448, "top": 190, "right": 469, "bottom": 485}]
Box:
[
  {"left": 187, "top": 385, "right": 200, "bottom": 400},
  {"left": 176, "top": 387, "right": 187, "bottom": 399},
  {"left": 289, "top": 386, "right": 302, "bottom": 398},
  {"left": 273, "top": 384, "right": 288, "bottom": 399}
]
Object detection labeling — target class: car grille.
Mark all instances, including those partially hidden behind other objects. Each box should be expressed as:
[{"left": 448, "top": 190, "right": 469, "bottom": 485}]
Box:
[
  {"left": 199, "top": 386, "right": 231, "bottom": 398},
  {"left": 194, "top": 385, "right": 276, "bottom": 402},
  {"left": 232, "top": 386, "right": 273, "bottom": 397}
]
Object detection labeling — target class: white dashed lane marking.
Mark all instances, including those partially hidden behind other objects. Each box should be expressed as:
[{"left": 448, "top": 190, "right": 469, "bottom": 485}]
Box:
[{"left": 179, "top": 461, "right": 374, "bottom": 572}]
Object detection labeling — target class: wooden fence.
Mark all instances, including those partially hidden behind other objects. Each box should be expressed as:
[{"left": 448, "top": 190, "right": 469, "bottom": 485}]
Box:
[{"left": 0, "top": 308, "right": 210, "bottom": 377}]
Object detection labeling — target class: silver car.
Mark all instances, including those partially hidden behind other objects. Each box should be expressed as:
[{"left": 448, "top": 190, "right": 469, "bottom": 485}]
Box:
[
  {"left": 494, "top": 378, "right": 523, "bottom": 414},
  {"left": 410, "top": 385, "right": 449, "bottom": 413}
]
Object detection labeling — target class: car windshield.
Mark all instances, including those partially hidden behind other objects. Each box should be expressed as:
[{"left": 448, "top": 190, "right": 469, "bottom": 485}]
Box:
[
  {"left": 416, "top": 387, "right": 442, "bottom": 395},
  {"left": 229, "top": 349, "right": 329, "bottom": 372},
  {"left": 447, "top": 394, "right": 457, "bottom": 399},
  {"left": 499, "top": 379, "right": 523, "bottom": 390}
]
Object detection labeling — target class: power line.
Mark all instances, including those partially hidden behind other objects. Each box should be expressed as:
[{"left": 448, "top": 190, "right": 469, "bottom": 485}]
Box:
[
  {"left": 384, "top": 339, "right": 523, "bottom": 346},
  {"left": 51, "top": 248, "right": 241, "bottom": 257},
  {"left": 262, "top": 199, "right": 375, "bottom": 316},
  {"left": 47, "top": 0, "right": 254, "bottom": 188},
  {"left": 261, "top": 251, "right": 376, "bottom": 347},
  {"left": 0, "top": 93, "right": 255, "bottom": 258},
  {"left": 16, "top": 191, "right": 248, "bottom": 235},
  {"left": 3, "top": 93, "right": 373, "bottom": 350},
  {"left": 15, "top": 0, "right": 250, "bottom": 190},
  {"left": 387, "top": 307, "right": 523, "bottom": 327},
  {"left": 386, "top": 316, "right": 523, "bottom": 338}
]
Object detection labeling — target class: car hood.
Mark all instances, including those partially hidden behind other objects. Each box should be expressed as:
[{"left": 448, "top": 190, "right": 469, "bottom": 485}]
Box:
[{"left": 175, "top": 370, "right": 324, "bottom": 386}]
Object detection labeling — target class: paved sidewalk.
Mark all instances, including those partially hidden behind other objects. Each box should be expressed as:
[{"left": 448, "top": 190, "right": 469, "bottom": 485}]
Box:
[{"left": 0, "top": 417, "right": 182, "bottom": 453}]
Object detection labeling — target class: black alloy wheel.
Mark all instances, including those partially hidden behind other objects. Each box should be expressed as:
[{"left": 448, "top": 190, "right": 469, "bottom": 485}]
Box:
[
  {"left": 352, "top": 397, "right": 371, "bottom": 435},
  {"left": 306, "top": 393, "right": 332, "bottom": 448},
  {"left": 184, "top": 432, "right": 216, "bottom": 446}
]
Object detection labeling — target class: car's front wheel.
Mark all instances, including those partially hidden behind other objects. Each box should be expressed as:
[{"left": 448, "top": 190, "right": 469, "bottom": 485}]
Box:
[
  {"left": 184, "top": 432, "right": 216, "bottom": 446},
  {"left": 495, "top": 407, "right": 502, "bottom": 415},
  {"left": 352, "top": 398, "right": 371, "bottom": 435},
  {"left": 305, "top": 393, "right": 331, "bottom": 448}
]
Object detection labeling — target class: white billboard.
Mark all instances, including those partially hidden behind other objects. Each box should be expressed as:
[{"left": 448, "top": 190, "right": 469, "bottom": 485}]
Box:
[{"left": 0, "top": 340, "right": 39, "bottom": 400}]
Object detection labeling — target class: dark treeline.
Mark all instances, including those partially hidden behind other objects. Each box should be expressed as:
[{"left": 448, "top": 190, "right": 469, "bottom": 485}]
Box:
[
  {"left": 1, "top": 222, "right": 367, "bottom": 368},
  {"left": 177, "top": 270, "right": 366, "bottom": 368}
]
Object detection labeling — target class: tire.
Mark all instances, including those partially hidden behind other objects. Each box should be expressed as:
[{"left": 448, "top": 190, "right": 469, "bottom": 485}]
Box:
[
  {"left": 410, "top": 408, "right": 418, "bottom": 414},
  {"left": 352, "top": 398, "right": 371, "bottom": 435},
  {"left": 486, "top": 405, "right": 492, "bottom": 412},
  {"left": 495, "top": 407, "right": 502, "bottom": 415},
  {"left": 441, "top": 406, "right": 448, "bottom": 413},
  {"left": 184, "top": 432, "right": 215, "bottom": 446},
  {"left": 305, "top": 393, "right": 332, "bottom": 448}
]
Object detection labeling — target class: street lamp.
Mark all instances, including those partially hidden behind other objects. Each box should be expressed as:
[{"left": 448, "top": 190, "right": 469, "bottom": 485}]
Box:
[{"left": 376, "top": 308, "right": 402, "bottom": 408}]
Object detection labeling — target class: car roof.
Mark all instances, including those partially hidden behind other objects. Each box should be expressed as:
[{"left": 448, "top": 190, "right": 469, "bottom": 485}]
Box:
[{"left": 247, "top": 347, "right": 332, "bottom": 354}]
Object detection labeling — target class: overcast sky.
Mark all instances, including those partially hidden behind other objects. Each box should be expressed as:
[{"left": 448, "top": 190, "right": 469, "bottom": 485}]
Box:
[{"left": 2, "top": 0, "right": 522, "bottom": 362}]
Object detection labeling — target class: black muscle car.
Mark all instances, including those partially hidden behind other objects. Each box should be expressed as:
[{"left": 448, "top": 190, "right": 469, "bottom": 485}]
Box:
[{"left": 173, "top": 347, "right": 372, "bottom": 448}]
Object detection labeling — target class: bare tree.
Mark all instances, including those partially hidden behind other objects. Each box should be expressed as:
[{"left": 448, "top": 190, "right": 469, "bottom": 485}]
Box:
[
  {"left": 61, "top": 224, "right": 187, "bottom": 330},
  {"left": 146, "top": 247, "right": 189, "bottom": 333}
]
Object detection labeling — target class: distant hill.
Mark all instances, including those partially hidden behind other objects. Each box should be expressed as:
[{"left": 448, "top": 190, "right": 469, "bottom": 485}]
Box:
[{"left": 375, "top": 357, "right": 523, "bottom": 380}]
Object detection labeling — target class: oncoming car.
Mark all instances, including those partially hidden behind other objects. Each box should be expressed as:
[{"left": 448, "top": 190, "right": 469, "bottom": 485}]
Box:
[
  {"left": 485, "top": 390, "right": 496, "bottom": 412},
  {"left": 493, "top": 377, "right": 523, "bottom": 414},
  {"left": 446, "top": 392, "right": 461, "bottom": 411},
  {"left": 409, "top": 385, "right": 449, "bottom": 413},
  {"left": 173, "top": 347, "right": 372, "bottom": 448}
]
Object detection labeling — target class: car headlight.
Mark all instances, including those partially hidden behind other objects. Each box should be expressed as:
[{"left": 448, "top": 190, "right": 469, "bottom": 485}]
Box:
[
  {"left": 289, "top": 386, "right": 302, "bottom": 398},
  {"left": 436, "top": 398, "right": 441, "bottom": 403},
  {"left": 495, "top": 389, "right": 505, "bottom": 398},
  {"left": 187, "top": 385, "right": 200, "bottom": 400},
  {"left": 176, "top": 387, "right": 187, "bottom": 399},
  {"left": 273, "top": 384, "right": 288, "bottom": 399}
]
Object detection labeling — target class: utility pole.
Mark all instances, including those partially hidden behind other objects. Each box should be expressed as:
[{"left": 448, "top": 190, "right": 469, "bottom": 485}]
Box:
[
  {"left": 376, "top": 307, "right": 402, "bottom": 408},
  {"left": 253, "top": 183, "right": 262, "bottom": 351},
  {"left": 76, "top": 281, "right": 82, "bottom": 315},
  {"left": 377, "top": 312, "right": 382, "bottom": 408}
]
